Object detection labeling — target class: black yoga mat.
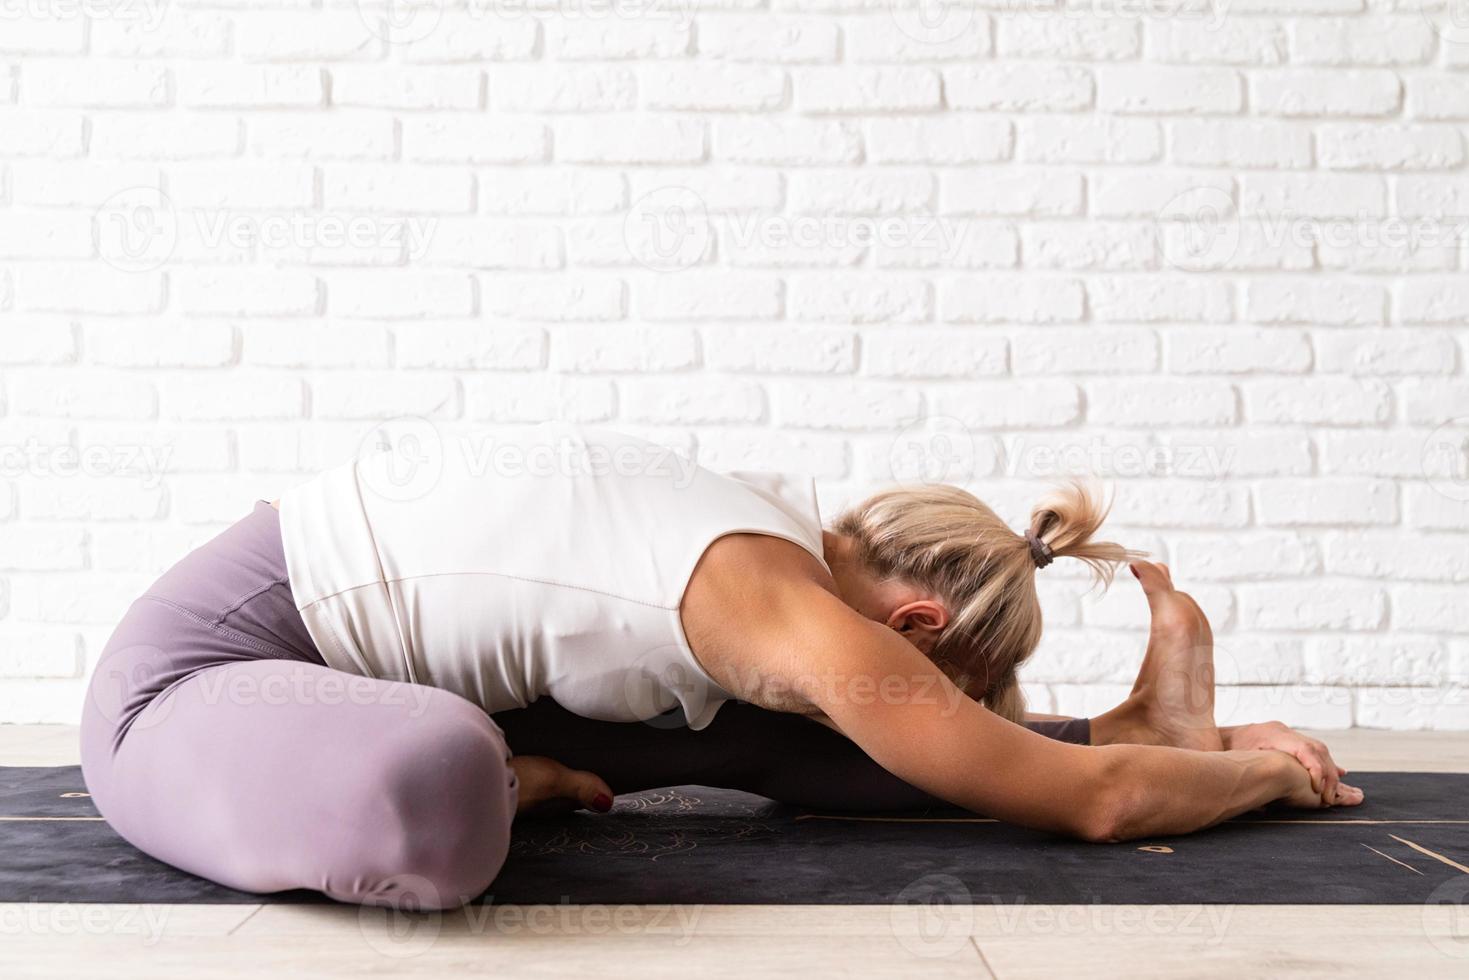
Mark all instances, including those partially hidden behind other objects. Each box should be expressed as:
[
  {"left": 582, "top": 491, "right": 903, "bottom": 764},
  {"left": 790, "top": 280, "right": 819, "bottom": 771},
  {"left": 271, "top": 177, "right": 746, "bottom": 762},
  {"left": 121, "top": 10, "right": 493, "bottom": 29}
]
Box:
[{"left": 3, "top": 766, "right": 1467, "bottom": 905}]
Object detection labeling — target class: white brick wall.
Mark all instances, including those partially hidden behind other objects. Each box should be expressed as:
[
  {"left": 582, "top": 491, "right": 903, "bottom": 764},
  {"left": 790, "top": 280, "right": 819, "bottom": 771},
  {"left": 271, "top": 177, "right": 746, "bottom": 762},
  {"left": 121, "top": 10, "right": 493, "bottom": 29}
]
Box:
[{"left": 0, "top": 1, "right": 1466, "bottom": 730}]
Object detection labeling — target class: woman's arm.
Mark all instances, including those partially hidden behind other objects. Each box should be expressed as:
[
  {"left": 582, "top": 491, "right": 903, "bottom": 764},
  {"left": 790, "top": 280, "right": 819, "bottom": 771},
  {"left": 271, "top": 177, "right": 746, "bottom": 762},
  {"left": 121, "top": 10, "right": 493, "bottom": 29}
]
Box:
[{"left": 761, "top": 584, "right": 1350, "bottom": 842}]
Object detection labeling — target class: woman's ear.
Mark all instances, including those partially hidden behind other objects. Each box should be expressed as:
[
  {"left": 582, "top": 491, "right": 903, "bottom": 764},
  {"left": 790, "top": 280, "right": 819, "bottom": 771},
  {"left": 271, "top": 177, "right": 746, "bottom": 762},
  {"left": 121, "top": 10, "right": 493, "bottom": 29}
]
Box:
[{"left": 887, "top": 600, "right": 949, "bottom": 652}]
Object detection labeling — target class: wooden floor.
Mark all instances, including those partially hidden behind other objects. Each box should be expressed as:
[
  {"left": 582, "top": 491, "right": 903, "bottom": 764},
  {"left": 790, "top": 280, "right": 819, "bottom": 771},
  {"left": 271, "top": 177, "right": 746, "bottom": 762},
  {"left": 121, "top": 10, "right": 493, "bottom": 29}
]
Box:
[{"left": 3, "top": 725, "right": 1468, "bottom": 979}]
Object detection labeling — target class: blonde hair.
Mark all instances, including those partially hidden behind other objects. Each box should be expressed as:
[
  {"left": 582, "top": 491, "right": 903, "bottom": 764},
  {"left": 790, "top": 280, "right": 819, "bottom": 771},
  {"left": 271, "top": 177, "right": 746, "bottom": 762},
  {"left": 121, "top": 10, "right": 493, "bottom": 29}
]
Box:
[{"left": 830, "top": 480, "right": 1143, "bottom": 724}]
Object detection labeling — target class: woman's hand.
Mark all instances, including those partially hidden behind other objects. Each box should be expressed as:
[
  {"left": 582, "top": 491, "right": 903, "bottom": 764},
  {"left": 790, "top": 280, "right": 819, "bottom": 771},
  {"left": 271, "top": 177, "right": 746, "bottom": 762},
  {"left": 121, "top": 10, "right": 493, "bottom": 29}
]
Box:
[
  {"left": 1224, "top": 721, "right": 1355, "bottom": 805},
  {"left": 509, "top": 755, "right": 614, "bottom": 818}
]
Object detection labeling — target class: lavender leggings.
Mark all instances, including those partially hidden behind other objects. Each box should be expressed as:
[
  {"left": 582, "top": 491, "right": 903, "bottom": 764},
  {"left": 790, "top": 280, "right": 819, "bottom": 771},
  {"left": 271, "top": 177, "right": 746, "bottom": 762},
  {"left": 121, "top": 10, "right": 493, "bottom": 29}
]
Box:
[{"left": 81, "top": 502, "right": 1089, "bottom": 909}]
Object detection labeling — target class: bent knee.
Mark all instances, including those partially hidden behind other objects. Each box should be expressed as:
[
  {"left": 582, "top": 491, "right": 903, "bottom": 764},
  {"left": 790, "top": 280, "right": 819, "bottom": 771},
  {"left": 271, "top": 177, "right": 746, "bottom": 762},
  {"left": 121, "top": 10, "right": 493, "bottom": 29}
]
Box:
[{"left": 346, "top": 696, "right": 517, "bottom": 908}]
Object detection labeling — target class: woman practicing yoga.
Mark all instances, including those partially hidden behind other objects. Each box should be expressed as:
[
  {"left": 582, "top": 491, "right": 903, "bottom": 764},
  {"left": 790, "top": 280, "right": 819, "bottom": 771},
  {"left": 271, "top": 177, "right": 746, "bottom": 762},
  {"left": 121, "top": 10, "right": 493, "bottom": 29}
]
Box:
[{"left": 80, "top": 423, "right": 1361, "bottom": 909}]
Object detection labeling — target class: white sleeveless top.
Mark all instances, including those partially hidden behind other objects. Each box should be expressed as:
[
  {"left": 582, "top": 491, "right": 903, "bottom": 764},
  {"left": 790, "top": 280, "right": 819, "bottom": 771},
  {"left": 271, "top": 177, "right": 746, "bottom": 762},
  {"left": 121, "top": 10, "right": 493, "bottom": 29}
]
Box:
[{"left": 277, "top": 423, "right": 829, "bottom": 730}]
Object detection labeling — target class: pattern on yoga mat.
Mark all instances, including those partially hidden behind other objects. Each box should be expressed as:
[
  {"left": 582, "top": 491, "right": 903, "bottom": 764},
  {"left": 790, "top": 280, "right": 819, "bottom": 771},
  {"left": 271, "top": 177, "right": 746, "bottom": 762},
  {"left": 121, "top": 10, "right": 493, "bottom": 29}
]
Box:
[{"left": 2, "top": 767, "right": 1467, "bottom": 905}]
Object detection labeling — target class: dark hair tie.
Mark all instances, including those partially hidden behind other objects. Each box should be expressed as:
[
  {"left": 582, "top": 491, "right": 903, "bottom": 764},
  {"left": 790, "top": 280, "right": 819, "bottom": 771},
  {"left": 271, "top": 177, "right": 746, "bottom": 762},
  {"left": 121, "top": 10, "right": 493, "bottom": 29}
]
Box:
[{"left": 1025, "top": 529, "right": 1054, "bottom": 570}]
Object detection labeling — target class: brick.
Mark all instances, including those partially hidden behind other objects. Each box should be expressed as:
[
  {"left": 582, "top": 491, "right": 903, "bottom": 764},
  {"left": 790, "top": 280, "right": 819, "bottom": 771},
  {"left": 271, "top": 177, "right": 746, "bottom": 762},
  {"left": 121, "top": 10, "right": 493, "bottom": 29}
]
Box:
[
  {"left": 1169, "top": 120, "right": 1313, "bottom": 169},
  {"left": 940, "top": 170, "right": 1084, "bottom": 217},
  {"left": 1018, "top": 117, "right": 1161, "bottom": 164},
  {"left": 481, "top": 275, "right": 625, "bottom": 322},
  {"left": 463, "top": 375, "right": 616, "bottom": 423},
  {"left": 21, "top": 60, "right": 167, "bottom": 108},
  {"left": 1238, "top": 582, "right": 1386, "bottom": 631},
  {"left": 403, "top": 116, "right": 548, "bottom": 163},
  {"left": 559, "top": 117, "right": 705, "bottom": 164},
  {"left": 1315, "top": 329, "right": 1458, "bottom": 375},
  {"left": 947, "top": 64, "right": 1093, "bottom": 111},
  {"left": 1251, "top": 69, "right": 1400, "bottom": 116},
  {"left": 931, "top": 382, "right": 1082, "bottom": 429},
  {"left": 789, "top": 274, "right": 927, "bottom": 323},
  {"left": 859, "top": 327, "right": 1002, "bottom": 378},
  {"left": 797, "top": 67, "right": 938, "bottom": 113},
  {"left": 1243, "top": 378, "right": 1392, "bottom": 424},
  {"left": 1097, "top": 66, "right": 1243, "bottom": 114},
  {"left": 867, "top": 118, "right": 1012, "bottom": 164},
  {"left": 179, "top": 65, "right": 323, "bottom": 108},
  {"left": 699, "top": 17, "right": 839, "bottom": 63},
  {"left": 715, "top": 119, "right": 861, "bottom": 165},
  {"left": 1088, "top": 379, "right": 1236, "bottom": 426},
  {"left": 1014, "top": 328, "right": 1157, "bottom": 375},
  {"left": 236, "top": 13, "right": 384, "bottom": 61},
  {"left": 1088, "top": 277, "right": 1233, "bottom": 323},
  {"left": 331, "top": 67, "right": 482, "bottom": 110},
  {"left": 1246, "top": 278, "right": 1386, "bottom": 325},
  {"left": 943, "top": 276, "right": 1084, "bottom": 324},
  {"left": 1173, "top": 532, "right": 1320, "bottom": 580},
  {"left": 1167, "top": 328, "right": 1312, "bottom": 374},
  {"left": 996, "top": 14, "right": 1139, "bottom": 60},
  {"left": 493, "top": 66, "right": 639, "bottom": 112},
  {"left": 1325, "top": 531, "right": 1469, "bottom": 582},
  {"left": 1291, "top": 18, "right": 1434, "bottom": 66},
  {"left": 1255, "top": 479, "right": 1397, "bottom": 525},
  {"left": 1318, "top": 125, "right": 1464, "bottom": 171}
]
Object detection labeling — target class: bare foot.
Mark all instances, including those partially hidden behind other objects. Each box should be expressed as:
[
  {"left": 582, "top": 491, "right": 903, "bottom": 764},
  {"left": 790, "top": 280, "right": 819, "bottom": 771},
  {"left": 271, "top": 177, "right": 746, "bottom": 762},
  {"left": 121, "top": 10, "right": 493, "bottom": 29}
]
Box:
[{"left": 1096, "top": 561, "right": 1224, "bottom": 752}]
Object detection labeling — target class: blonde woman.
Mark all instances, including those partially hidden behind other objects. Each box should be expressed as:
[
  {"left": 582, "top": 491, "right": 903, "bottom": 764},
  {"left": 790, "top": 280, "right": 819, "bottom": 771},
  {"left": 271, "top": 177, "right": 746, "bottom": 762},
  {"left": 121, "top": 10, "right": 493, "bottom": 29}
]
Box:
[{"left": 80, "top": 423, "right": 1360, "bottom": 909}]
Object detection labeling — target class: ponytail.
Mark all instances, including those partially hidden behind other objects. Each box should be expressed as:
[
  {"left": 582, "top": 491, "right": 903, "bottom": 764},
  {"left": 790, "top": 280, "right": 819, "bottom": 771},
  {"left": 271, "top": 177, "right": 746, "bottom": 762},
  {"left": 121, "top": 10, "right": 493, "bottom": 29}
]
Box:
[{"left": 832, "top": 479, "right": 1143, "bottom": 724}]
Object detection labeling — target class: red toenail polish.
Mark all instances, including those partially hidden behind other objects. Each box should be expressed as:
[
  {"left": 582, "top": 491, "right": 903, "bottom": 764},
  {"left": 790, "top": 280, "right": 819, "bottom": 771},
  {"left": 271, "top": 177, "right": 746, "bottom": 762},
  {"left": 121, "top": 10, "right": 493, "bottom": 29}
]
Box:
[{"left": 593, "top": 794, "right": 613, "bottom": 812}]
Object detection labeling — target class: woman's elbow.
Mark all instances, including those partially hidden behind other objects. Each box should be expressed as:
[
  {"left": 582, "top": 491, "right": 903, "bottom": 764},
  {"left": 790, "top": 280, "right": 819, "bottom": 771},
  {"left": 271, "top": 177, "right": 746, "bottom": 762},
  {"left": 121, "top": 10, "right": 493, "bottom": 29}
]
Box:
[{"left": 1068, "top": 755, "right": 1147, "bottom": 844}]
